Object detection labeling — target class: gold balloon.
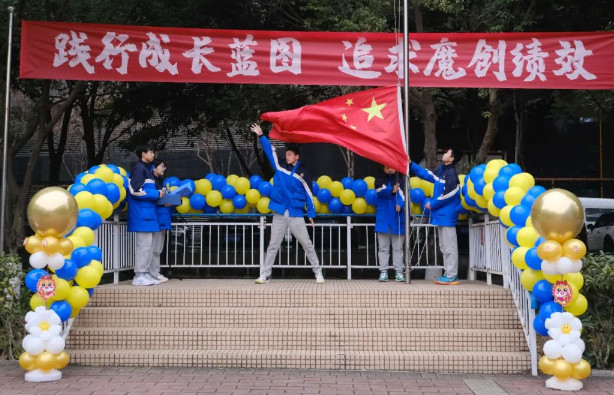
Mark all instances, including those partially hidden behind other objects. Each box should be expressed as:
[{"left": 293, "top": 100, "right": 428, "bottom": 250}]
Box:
[
  {"left": 27, "top": 187, "right": 79, "bottom": 238},
  {"left": 539, "top": 356, "right": 556, "bottom": 375},
  {"left": 563, "top": 239, "right": 587, "bottom": 261},
  {"left": 537, "top": 240, "right": 563, "bottom": 261},
  {"left": 59, "top": 238, "right": 74, "bottom": 256},
  {"left": 41, "top": 236, "right": 61, "bottom": 255},
  {"left": 23, "top": 235, "right": 42, "bottom": 254},
  {"left": 531, "top": 189, "right": 584, "bottom": 244},
  {"left": 36, "top": 351, "right": 56, "bottom": 371},
  {"left": 552, "top": 358, "right": 573, "bottom": 379},
  {"left": 571, "top": 359, "right": 591, "bottom": 379},
  {"left": 55, "top": 351, "right": 70, "bottom": 369},
  {"left": 19, "top": 352, "right": 36, "bottom": 371}
]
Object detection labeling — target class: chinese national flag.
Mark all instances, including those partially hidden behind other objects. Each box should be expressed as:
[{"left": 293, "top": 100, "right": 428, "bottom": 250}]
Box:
[{"left": 260, "top": 85, "right": 408, "bottom": 174}]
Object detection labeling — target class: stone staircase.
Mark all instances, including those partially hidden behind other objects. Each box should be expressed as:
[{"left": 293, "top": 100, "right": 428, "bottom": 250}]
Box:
[{"left": 66, "top": 279, "right": 531, "bottom": 373}]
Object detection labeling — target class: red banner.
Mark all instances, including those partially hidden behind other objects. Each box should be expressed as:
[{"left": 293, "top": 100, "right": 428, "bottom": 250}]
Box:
[{"left": 20, "top": 21, "right": 614, "bottom": 89}]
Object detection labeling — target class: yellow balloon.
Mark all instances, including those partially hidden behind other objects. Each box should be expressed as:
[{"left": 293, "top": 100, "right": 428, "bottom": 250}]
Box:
[
  {"left": 552, "top": 358, "right": 573, "bottom": 379},
  {"left": 220, "top": 199, "right": 234, "bottom": 214},
  {"left": 537, "top": 240, "right": 563, "bottom": 261},
  {"left": 565, "top": 272, "right": 584, "bottom": 290},
  {"left": 329, "top": 181, "right": 343, "bottom": 197},
  {"left": 319, "top": 203, "right": 330, "bottom": 214},
  {"left": 80, "top": 173, "right": 95, "bottom": 185},
  {"left": 483, "top": 167, "right": 499, "bottom": 183},
  {"left": 466, "top": 179, "right": 477, "bottom": 200},
  {"left": 19, "top": 352, "right": 37, "bottom": 371},
  {"left": 28, "top": 187, "right": 79, "bottom": 238},
  {"left": 531, "top": 189, "right": 584, "bottom": 244},
  {"left": 256, "top": 197, "right": 271, "bottom": 214},
  {"left": 511, "top": 247, "right": 529, "bottom": 270},
  {"left": 66, "top": 286, "right": 90, "bottom": 310},
  {"left": 544, "top": 272, "right": 564, "bottom": 284},
  {"left": 206, "top": 190, "right": 223, "bottom": 208},
  {"left": 409, "top": 177, "right": 421, "bottom": 189},
  {"left": 366, "top": 204, "right": 376, "bottom": 214},
  {"left": 510, "top": 173, "right": 535, "bottom": 192},
  {"left": 517, "top": 227, "right": 540, "bottom": 248},
  {"left": 317, "top": 175, "right": 332, "bottom": 189},
  {"left": 520, "top": 268, "right": 544, "bottom": 291},
  {"left": 486, "top": 159, "right": 507, "bottom": 170},
  {"left": 526, "top": 216, "right": 533, "bottom": 228},
  {"left": 458, "top": 174, "right": 466, "bottom": 185},
  {"left": 563, "top": 239, "right": 587, "bottom": 260},
  {"left": 411, "top": 203, "right": 422, "bottom": 215},
  {"left": 571, "top": 359, "right": 591, "bottom": 380},
  {"left": 564, "top": 294, "right": 588, "bottom": 316},
  {"left": 101, "top": 199, "right": 114, "bottom": 219},
  {"left": 67, "top": 235, "right": 86, "bottom": 249},
  {"left": 483, "top": 183, "right": 495, "bottom": 201},
  {"left": 75, "top": 266, "right": 101, "bottom": 288},
  {"left": 58, "top": 238, "right": 74, "bottom": 256},
  {"left": 89, "top": 260, "right": 104, "bottom": 276},
  {"left": 74, "top": 191, "right": 95, "bottom": 211},
  {"left": 504, "top": 187, "right": 525, "bottom": 206},
  {"left": 92, "top": 194, "right": 110, "bottom": 218},
  {"left": 112, "top": 173, "right": 124, "bottom": 188},
  {"left": 474, "top": 194, "right": 488, "bottom": 209},
  {"left": 235, "top": 206, "right": 249, "bottom": 214},
  {"left": 352, "top": 198, "right": 367, "bottom": 214},
  {"left": 40, "top": 236, "right": 61, "bottom": 255},
  {"left": 226, "top": 174, "right": 239, "bottom": 186},
  {"left": 539, "top": 356, "right": 556, "bottom": 375},
  {"left": 94, "top": 167, "right": 114, "bottom": 183},
  {"left": 72, "top": 227, "right": 95, "bottom": 247},
  {"left": 194, "top": 179, "right": 211, "bottom": 196},
  {"left": 36, "top": 351, "right": 56, "bottom": 371},
  {"left": 313, "top": 197, "right": 321, "bottom": 213},
  {"left": 30, "top": 294, "right": 46, "bottom": 311},
  {"left": 363, "top": 176, "right": 375, "bottom": 189},
  {"left": 176, "top": 197, "right": 191, "bottom": 214},
  {"left": 487, "top": 199, "right": 501, "bottom": 217},
  {"left": 245, "top": 189, "right": 261, "bottom": 204},
  {"left": 49, "top": 276, "right": 70, "bottom": 301},
  {"left": 421, "top": 181, "right": 434, "bottom": 197},
  {"left": 118, "top": 187, "right": 126, "bottom": 203},
  {"left": 234, "top": 177, "right": 250, "bottom": 195},
  {"left": 461, "top": 197, "right": 473, "bottom": 212},
  {"left": 24, "top": 235, "right": 42, "bottom": 254},
  {"left": 340, "top": 189, "right": 356, "bottom": 205},
  {"left": 55, "top": 351, "right": 70, "bottom": 370},
  {"left": 118, "top": 166, "right": 127, "bottom": 176},
  {"left": 499, "top": 206, "right": 514, "bottom": 227}
]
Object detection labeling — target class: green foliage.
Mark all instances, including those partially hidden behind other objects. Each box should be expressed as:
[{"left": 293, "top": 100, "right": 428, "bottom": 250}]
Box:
[
  {"left": 0, "top": 253, "right": 28, "bottom": 360},
  {"left": 581, "top": 252, "right": 614, "bottom": 369}
]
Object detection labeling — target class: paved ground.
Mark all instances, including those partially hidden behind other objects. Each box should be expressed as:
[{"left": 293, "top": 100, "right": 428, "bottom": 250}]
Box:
[{"left": 1, "top": 363, "right": 613, "bottom": 395}]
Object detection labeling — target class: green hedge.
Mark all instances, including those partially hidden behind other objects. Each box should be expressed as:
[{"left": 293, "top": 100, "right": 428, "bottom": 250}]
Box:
[{"left": 0, "top": 253, "right": 28, "bottom": 359}]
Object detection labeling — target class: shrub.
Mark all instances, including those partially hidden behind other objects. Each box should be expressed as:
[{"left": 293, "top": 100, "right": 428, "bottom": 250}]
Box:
[{"left": 0, "top": 252, "right": 28, "bottom": 359}]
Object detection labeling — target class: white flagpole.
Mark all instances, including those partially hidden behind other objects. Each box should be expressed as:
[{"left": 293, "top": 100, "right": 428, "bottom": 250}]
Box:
[
  {"left": 403, "top": 0, "right": 411, "bottom": 284},
  {"left": 1, "top": 6, "right": 15, "bottom": 251}
]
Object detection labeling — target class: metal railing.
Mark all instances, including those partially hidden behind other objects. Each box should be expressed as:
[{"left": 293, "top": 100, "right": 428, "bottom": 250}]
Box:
[{"left": 468, "top": 215, "right": 538, "bottom": 376}]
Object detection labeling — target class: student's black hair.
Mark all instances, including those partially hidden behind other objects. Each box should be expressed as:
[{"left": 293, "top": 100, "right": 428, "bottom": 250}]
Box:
[
  {"left": 285, "top": 143, "right": 301, "bottom": 156},
  {"left": 135, "top": 144, "right": 155, "bottom": 159}
]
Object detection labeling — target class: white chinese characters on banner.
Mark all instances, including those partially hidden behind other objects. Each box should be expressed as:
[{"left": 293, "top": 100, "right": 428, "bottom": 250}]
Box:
[
  {"left": 270, "top": 38, "right": 302, "bottom": 75},
  {"left": 468, "top": 39, "right": 507, "bottom": 81},
  {"left": 553, "top": 40, "right": 596, "bottom": 80},
  {"left": 183, "top": 36, "right": 221, "bottom": 74},
  {"left": 511, "top": 38, "right": 549, "bottom": 81},
  {"left": 424, "top": 38, "right": 466, "bottom": 80},
  {"left": 139, "top": 33, "right": 178, "bottom": 75},
  {"left": 385, "top": 40, "right": 421, "bottom": 78},
  {"left": 227, "top": 35, "right": 260, "bottom": 77},
  {"left": 53, "top": 31, "right": 95, "bottom": 74},
  {"left": 95, "top": 32, "right": 137, "bottom": 75},
  {"left": 338, "top": 38, "right": 381, "bottom": 79}
]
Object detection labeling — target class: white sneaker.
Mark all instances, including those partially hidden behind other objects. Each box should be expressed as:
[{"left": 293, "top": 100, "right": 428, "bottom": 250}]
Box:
[
  {"left": 315, "top": 271, "right": 325, "bottom": 284},
  {"left": 154, "top": 274, "right": 169, "bottom": 283},
  {"left": 132, "top": 276, "right": 155, "bottom": 286},
  {"left": 255, "top": 276, "right": 270, "bottom": 284},
  {"left": 144, "top": 273, "right": 161, "bottom": 285}
]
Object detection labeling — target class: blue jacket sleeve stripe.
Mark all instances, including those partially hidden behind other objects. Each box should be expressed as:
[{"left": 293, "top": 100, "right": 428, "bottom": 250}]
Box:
[{"left": 294, "top": 173, "right": 316, "bottom": 218}]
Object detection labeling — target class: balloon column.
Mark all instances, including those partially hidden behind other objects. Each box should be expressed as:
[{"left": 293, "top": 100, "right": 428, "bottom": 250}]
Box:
[
  {"left": 20, "top": 164, "right": 129, "bottom": 382},
  {"left": 461, "top": 160, "right": 590, "bottom": 391}
]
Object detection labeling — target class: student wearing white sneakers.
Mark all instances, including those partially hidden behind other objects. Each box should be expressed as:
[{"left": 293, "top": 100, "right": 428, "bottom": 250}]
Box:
[
  {"left": 250, "top": 123, "right": 324, "bottom": 285},
  {"left": 150, "top": 158, "right": 170, "bottom": 283}
]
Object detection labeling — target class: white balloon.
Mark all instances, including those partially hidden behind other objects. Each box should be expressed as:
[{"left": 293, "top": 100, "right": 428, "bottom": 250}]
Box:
[
  {"left": 577, "top": 338, "right": 586, "bottom": 353},
  {"left": 45, "top": 336, "right": 65, "bottom": 354},
  {"left": 22, "top": 334, "right": 45, "bottom": 355},
  {"left": 47, "top": 253, "right": 65, "bottom": 270},
  {"left": 556, "top": 257, "right": 573, "bottom": 274},
  {"left": 544, "top": 339, "right": 563, "bottom": 359},
  {"left": 570, "top": 259, "right": 583, "bottom": 273},
  {"left": 562, "top": 343, "right": 583, "bottom": 363},
  {"left": 541, "top": 260, "right": 558, "bottom": 275},
  {"left": 29, "top": 252, "right": 48, "bottom": 269}
]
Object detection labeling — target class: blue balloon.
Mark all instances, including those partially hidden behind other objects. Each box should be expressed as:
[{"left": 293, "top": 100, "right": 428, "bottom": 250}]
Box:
[
  {"left": 507, "top": 163, "right": 523, "bottom": 174},
  {"left": 521, "top": 194, "right": 536, "bottom": 208},
  {"left": 316, "top": 188, "right": 332, "bottom": 204},
  {"left": 69, "top": 183, "right": 87, "bottom": 196},
  {"left": 122, "top": 175, "right": 129, "bottom": 190},
  {"left": 410, "top": 188, "right": 426, "bottom": 204},
  {"left": 492, "top": 176, "right": 511, "bottom": 192},
  {"left": 71, "top": 247, "right": 91, "bottom": 268},
  {"left": 311, "top": 181, "right": 319, "bottom": 195},
  {"left": 341, "top": 177, "right": 354, "bottom": 190},
  {"left": 535, "top": 237, "right": 545, "bottom": 247},
  {"left": 498, "top": 164, "right": 522, "bottom": 178},
  {"left": 533, "top": 316, "right": 548, "bottom": 336},
  {"left": 212, "top": 175, "right": 227, "bottom": 191},
  {"left": 506, "top": 226, "right": 522, "bottom": 246},
  {"left": 221, "top": 185, "right": 237, "bottom": 199},
  {"left": 106, "top": 164, "right": 120, "bottom": 174},
  {"left": 249, "top": 175, "right": 262, "bottom": 189},
  {"left": 205, "top": 172, "right": 216, "bottom": 181},
  {"left": 510, "top": 205, "right": 530, "bottom": 226},
  {"left": 538, "top": 301, "right": 563, "bottom": 321},
  {"left": 464, "top": 193, "right": 477, "bottom": 208},
  {"left": 365, "top": 189, "right": 377, "bottom": 205},
  {"left": 87, "top": 246, "right": 102, "bottom": 262},
  {"left": 50, "top": 300, "right": 72, "bottom": 322},
  {"left": 87, "top": 288, "right": 95, "bottom": 297},
  {"left": 77, "top": 209, "right": 102, "bottom": 230},
  {"left": 88, "top": 165, "right": 101, "bottom": 174},
  {"left": 180, "top": 179, "right": 196, "bottom": 196},
  {"left": 56, "top": 259, "right": 78, "bottom": 281},
  {"left": 165, "top": 176, "right": 180, "bottom": 188},
  {"left": 328, "top": 197, "right": 342, "bottom": 213},
  {"left": 105, "top": 183, "right": 121, "bottom": 204},
  {"left": 528, "top": 185, "right": 547, "bottom": 198},
  {"left": 233, "top": 194, "right": 247, "bottom": 209},
  {"left": 492, "top": 191, "right": 507, "bottom": 209},
  {"left": 341, "top": 205, "right": 353, "bottom": 214},
  {"left": 25, "top": 269, "right": 47, "bottom": 293},
  {"left": 533, "top": 279, "right": 554, "bottom": 303},
  {"left": 74, "top": 172, "right": 86, "bottom": 184},
  {"left": 525, "top": 247, "right": 542, "bottom": 271},
  {"left": 352, "top": 179, "right": 368, "bottom": 197},
  {"left": 474, "top": 178, "right": 486, "bottom": 195},
  {"left": 469, "top": 164, "right": 486, "bottom": 184},
  {"left": 203, "top": 203, "right": 217, "bottom": 213},
  {"left": 189, "top": 194, "right": 206, "bottom": 210},
  {"left": 87, "top": 178, "right": 107, "bottom": 195},
  {"left": 258, "top": 181, "right": 273, "bottom": 197}
]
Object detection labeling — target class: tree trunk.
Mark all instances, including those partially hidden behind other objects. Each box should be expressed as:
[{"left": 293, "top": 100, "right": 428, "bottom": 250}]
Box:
[
  {"left": 421, "top": 90, "right": 438, "bottom": 169},
  {"left": 476, "top": 88, "right": 501, "bottom": 164},
  {"left": 513, "top": 92, "right": 525, "bottom": 166},
  {"left": 223, "top": 122, "right": 252, "bottom": 177},
  {"left": 48, "top": 105, "right": 72, "bottom": 185}
]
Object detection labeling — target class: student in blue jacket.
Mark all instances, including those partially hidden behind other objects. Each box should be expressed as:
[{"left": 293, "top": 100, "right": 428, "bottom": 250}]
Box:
[
  {"left": 150, "top": 158, "right": 171, "bottom": 283},
  {"left": 250, "top": 123, "right": 324, "bottom": 284},
  {"left": 128, "top": 144, "right": 164, "bottom": 286},
  {"left": 409, "top": 149, "right": 461, "bottom": 285},
  {"left": 375, "top": 165, "right": 406, "bottom": 282}
]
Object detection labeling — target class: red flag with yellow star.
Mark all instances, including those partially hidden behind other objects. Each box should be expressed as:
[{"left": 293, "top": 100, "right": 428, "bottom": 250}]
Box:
[{"left": 260, "top": 85, "right": 408, "bottom": 174}]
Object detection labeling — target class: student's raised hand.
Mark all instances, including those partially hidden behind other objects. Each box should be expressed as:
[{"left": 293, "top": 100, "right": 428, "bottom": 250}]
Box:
[{"left": 250, "top": 123, "right": 263, "bottom": 136}]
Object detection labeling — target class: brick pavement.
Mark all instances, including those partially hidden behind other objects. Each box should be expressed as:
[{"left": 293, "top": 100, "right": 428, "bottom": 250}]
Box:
[{"left": 1, "top": 362, "right": 613, "bottom": 395}]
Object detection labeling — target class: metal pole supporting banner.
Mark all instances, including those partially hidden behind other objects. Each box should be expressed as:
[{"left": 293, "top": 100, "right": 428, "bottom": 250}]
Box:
[
  {"left": 1, "top": 6, "right": 15, "bottom": 252},
  {"left": 403, "top": 0, "right": 411, "bottom": 284}
]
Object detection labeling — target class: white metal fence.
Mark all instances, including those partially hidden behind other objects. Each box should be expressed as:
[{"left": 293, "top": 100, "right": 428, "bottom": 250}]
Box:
[{"left": 468, "top": 215, "right": 538, "bottom": 376}]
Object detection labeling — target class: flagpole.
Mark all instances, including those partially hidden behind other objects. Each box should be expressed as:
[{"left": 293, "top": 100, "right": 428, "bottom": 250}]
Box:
[
  {"left": 1, "top": 6, "right": 15, "bottom": 252},
  {"left": 402, "top": 0, "right": 411, "bottom": 284}
]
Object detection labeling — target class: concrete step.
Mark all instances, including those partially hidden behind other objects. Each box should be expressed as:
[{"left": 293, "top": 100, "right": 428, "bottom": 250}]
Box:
[
  {"left": 68, "top": 349, "right": 531, "bottom": 373},
  {"left": 66, "top": 327, "right": 528, "bottom": 352},
  {"left": 73, "top": 307, "right": 522, "bottom": 330}
]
